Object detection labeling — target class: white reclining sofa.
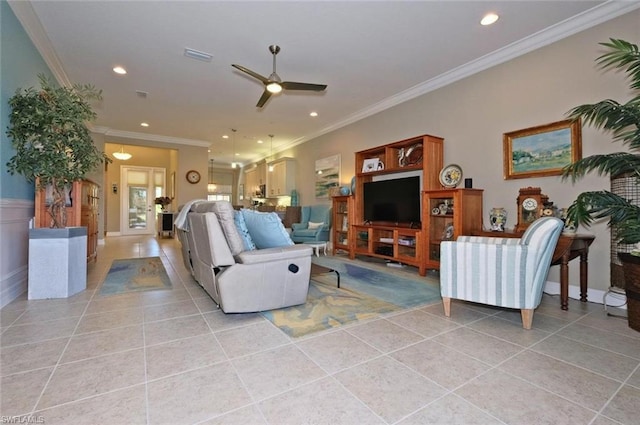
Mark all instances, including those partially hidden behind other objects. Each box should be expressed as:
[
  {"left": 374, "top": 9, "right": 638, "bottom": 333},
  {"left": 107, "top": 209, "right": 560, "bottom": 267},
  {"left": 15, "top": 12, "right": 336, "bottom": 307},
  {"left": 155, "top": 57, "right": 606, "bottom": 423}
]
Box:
[{"left": 176, "top": 200, "right": 312, "bottom": 313}]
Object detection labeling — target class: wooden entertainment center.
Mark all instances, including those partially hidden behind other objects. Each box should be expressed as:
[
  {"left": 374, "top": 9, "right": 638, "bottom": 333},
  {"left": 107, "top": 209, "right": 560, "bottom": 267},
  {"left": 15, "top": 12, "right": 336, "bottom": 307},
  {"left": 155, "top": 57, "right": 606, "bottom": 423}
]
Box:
[
  {"left": 347, "top": 134, "right": 444, "bottom": 276},
  {"left": 337, "top": 134, "right": 484, "bottom": 275}
]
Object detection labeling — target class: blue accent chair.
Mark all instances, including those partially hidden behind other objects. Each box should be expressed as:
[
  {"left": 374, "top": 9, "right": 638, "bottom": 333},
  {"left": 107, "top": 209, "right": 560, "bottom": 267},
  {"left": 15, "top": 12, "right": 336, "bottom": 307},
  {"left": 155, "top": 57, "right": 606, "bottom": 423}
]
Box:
[
  {"left": 290, "top": 204, "right": 332, "bottom": 243},
  {"left": 439, "top": 217, "right": 564, "bottom": 329}
]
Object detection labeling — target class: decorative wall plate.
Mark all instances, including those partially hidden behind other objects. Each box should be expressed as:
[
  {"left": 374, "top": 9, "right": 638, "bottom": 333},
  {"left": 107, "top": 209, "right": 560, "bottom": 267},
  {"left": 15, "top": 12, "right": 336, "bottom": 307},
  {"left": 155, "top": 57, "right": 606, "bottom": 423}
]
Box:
[{"left": 439, "top": 164, "right": 463, "bottom": 188}]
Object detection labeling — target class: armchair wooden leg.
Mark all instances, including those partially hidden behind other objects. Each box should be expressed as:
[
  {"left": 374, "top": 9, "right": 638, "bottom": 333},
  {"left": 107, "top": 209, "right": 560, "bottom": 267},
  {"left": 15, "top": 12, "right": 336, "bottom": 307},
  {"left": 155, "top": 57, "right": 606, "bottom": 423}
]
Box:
[
  {"left": 442, "top": 297, "right": 451, "bottom": 317},
  {"left": 521, "top": 309, "right": 533, "bottom": 330}
]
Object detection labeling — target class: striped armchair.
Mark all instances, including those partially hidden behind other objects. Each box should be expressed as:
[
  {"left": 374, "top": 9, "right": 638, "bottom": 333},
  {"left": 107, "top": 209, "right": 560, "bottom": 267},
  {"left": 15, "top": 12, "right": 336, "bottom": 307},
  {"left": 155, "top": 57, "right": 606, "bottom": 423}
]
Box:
[{"left": 439, "top": 217, "right": 564, "bottom": 329}]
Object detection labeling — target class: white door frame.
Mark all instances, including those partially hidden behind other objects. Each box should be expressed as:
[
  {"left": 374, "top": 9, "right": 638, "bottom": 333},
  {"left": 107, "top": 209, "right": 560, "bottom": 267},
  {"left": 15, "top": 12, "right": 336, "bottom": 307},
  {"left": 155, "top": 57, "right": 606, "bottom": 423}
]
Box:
[{"left": 120, "top": 166, "right": 166, "bottom": 235}]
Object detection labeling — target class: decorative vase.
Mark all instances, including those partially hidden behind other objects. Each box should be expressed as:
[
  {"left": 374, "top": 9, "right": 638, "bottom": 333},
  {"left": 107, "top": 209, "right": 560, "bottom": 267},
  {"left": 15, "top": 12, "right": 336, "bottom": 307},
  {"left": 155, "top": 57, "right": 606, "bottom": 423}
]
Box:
[
  {"left": 350, "top": 176, "right": 356, "bottom": 196},
  {"left": 489, "top": 207, "right": 507, "bottom": 232},
  {"left": 340, "top": 186, "right": 350, "bottom": 196},
  {"left": 291, "top": 190, "right": 299, "bottom": 206}
]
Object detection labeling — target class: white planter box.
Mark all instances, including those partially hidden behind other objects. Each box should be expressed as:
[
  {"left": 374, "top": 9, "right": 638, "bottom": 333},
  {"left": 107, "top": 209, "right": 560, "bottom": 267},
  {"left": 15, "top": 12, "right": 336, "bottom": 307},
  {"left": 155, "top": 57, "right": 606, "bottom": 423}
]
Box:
[{"left": 28, "top": 227, "right": 87, "bottom": 299}]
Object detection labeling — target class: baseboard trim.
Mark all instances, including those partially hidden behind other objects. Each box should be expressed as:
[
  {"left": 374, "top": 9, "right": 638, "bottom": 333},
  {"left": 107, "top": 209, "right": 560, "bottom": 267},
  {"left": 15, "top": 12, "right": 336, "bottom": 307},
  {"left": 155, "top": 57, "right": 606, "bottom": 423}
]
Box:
[
  {"left": 0, "top": 266, "right": 27, "bottom": 309},
  {"left": 544, "top": 280, "right": 614, "bottom": 307}
]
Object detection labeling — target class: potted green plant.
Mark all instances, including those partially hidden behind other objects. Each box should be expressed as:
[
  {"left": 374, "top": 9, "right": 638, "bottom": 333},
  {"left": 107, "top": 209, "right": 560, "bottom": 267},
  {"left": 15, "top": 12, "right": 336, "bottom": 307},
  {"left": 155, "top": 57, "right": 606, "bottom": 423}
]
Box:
[
  {"left": 5, "top": 74, "right": 109, "bottom": 299},
  {"left": 6, "top": 74, "right": 109, "bottom": 227},
  {"left": 562, "top": 39, "right": 640, "bottom": 331},
  {"left": 155, "top": 196, "right": 174, "bottom": 212}
]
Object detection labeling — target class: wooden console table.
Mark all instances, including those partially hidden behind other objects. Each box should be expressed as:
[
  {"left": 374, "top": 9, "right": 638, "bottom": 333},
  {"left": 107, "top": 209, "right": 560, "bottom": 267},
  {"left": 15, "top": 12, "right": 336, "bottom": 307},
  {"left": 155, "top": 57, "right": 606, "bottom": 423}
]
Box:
[{"left": 471, "top": 230, "right": 595, "bottom": 310}]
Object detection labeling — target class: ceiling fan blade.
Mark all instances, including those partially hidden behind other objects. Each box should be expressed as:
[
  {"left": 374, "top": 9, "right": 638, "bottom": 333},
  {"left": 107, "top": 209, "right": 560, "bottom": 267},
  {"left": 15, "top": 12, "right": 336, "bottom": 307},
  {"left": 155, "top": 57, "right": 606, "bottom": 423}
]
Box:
[
  {"left": 256, "top": 90, "right": 272, "bottom": 108},
  {"left": 231, "top": 64, "right": 269, "bottom": 84},
  {"left": 281, "top": 81, "right": 327, "bottom": 91}
]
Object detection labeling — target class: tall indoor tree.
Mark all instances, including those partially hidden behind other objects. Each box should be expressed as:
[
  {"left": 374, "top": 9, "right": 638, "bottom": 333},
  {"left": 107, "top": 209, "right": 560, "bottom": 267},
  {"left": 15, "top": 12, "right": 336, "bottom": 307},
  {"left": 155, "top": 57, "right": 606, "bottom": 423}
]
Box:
[{"left": 6, "top": 74, "right": 109, "bottom": 227}]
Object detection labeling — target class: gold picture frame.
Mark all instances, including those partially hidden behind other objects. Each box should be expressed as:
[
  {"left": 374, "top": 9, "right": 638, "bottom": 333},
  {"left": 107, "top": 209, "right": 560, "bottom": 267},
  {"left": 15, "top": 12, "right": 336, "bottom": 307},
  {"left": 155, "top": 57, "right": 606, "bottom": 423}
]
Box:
[{"left": 503, "top": 119, "right": 581, "bottom": 180}]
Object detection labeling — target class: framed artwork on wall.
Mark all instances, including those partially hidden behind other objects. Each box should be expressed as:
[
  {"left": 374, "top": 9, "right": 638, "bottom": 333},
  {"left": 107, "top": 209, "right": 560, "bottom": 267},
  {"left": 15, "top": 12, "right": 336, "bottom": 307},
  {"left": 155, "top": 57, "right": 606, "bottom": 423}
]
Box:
[
  {"left": 503, "top": 118, "right": 582, "bottom": 180},
  {"left": 315, "top": 154, "right": 341, "bottom": 198}
]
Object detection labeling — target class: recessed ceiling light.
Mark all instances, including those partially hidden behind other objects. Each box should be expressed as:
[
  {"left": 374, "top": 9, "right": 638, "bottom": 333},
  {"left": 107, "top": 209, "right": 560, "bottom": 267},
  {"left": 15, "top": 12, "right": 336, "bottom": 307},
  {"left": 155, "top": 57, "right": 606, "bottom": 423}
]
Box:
[
  {"left": 481, "top": 13, "right": 499, "bottom": 26},
  {"left": 310, "top": 111, "right": 318, "bottom": 117},
  {"left": 222, "top": 135, "right": 229, "bottom": 139},
  {"left": 257, "top": 140, "right": 264, "bottom": 144},
  {"left": 235, "top": 153, "right": 240, "bottom": 156},
  {"left": 140, "top": 122, "right": 149, "bottom": 127},
  {"left": 113, "top": 66, "right": 127, "bottom": 75}
]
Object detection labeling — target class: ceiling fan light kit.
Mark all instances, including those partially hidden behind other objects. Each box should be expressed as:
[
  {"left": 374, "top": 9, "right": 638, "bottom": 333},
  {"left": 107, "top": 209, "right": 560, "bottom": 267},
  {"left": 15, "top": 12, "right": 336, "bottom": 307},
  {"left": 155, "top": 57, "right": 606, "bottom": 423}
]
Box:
[
  {"left": 232, "top": 45, "right": 327, "bottom": 108},
  {"left": 267, "top": 82, "right": 282, "bottom": 94}
]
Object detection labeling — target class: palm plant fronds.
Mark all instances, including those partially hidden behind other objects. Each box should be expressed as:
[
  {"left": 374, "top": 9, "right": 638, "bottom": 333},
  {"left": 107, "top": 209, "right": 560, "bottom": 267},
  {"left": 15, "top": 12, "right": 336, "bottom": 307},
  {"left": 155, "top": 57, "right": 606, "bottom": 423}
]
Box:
[
  {"left": 562, "top": 152, "right": 640, "bottom": 182},
  {"left": 567, "top": 191, "right": 640, "bottom": 226},
  {"left": 596, "top": 39, "right": 640, "bottom": 90},
  {"left": 563, "top": 38, "right": 640, "bottom": 244},
  {"left": 567, "top": 100, "right": 640, "bottom": 148}
]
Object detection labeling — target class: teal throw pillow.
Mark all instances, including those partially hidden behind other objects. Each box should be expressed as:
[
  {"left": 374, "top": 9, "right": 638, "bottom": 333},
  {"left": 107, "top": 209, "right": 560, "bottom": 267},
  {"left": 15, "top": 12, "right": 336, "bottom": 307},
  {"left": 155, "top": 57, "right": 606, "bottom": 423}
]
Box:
[
  {"left": 234, "top": 210, "right": 256, "bottom": 251},
  {"left": 240, "top": 209, "right": 294, "bottom": 249}
]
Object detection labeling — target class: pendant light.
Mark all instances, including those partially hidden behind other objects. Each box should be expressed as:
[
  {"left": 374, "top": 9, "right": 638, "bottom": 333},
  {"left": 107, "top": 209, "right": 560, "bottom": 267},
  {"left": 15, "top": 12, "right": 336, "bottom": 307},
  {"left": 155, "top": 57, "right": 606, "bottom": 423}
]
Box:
[
  {"left": 268, "top": 134, "right": 274, "bottom": 172},
  {"left": 112, "top": 145, "right": 132, "bottom": 161},
  {"left": 207, "top": 159, "right": 216, "bottom": 193},
  {"left": 231, "top": 129, "right": 237, "bottom": 169}
]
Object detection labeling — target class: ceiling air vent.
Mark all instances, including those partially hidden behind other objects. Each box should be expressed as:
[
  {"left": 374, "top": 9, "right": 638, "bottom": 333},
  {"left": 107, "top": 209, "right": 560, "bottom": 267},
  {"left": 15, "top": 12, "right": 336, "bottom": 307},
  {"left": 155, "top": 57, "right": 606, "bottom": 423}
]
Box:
[
  {"left": 136, "top": 90, "right": 148, "bottom": 99},
  {"left": 184, "top": 48, "right": 213, "bottom": 62}
]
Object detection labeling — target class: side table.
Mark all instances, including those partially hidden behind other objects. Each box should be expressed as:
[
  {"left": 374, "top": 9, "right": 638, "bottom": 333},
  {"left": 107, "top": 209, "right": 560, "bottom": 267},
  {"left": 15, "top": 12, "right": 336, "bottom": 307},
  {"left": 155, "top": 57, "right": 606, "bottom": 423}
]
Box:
[
  {"left": 304, "top": 241, "right": 328, "bottom": 257},
  {"left": 157, "top": 212, "right": 175, "bottom": 238}
]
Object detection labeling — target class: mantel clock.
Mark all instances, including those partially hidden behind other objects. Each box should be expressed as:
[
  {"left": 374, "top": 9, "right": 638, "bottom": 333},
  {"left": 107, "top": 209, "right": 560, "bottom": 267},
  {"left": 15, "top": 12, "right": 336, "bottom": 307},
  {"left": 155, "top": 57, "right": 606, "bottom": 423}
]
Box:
[{"left": 515, "top": 187, "right": 549, "bottom": 232}]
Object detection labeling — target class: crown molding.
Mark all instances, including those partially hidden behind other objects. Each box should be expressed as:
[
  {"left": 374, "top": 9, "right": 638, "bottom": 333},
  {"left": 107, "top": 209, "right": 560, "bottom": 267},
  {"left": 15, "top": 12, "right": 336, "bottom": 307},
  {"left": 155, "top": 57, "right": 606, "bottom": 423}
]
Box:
[
  {"left": 285, "top": 0, "right": 640, "bottom": 147},
  {"left": 91, "top": 127, "right": 211, "bottom": 147}
]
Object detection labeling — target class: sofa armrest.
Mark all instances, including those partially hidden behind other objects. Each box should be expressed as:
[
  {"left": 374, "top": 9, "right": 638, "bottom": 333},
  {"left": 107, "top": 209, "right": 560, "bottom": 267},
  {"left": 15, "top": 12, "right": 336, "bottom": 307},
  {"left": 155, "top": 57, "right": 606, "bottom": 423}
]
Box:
[
  {"left": 291, "top": 223, "right": 307, "bottom": 231},
  {"left": 457, "top": 235, "right": 520, "bottom": 245},
  {"left": 235, "top": 245, "right": 312, "bottom": 264}
]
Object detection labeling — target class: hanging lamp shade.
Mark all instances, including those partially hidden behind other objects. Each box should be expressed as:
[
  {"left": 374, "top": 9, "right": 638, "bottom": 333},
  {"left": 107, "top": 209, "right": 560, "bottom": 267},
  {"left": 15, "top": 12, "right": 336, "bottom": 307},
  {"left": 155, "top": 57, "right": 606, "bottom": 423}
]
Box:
[
  {"left": 268, "top": 134, "right": 274, "bottom": 172},
  {"left": 113, "top": 146, "right": 132, "bottom": 160},
  {"left": 231, "top": 128, "right": 237, "bottom": 169}
]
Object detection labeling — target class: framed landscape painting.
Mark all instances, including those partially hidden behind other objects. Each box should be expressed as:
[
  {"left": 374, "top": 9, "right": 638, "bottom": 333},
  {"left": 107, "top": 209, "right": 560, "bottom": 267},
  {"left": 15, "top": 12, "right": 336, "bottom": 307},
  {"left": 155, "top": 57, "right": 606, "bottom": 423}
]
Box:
[
  {"left": 503, "top": 119, "right": 581, "bottom": 180},
  {"left": 315, "top": 154, "right": 340, "bottom": 198}
]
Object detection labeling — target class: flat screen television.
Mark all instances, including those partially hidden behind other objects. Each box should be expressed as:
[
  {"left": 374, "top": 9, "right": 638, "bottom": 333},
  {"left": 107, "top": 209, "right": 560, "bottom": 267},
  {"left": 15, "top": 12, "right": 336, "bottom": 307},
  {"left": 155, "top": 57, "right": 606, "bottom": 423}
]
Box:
[{"left": 363, "top": 176, "right": 421, "bottom": 224}]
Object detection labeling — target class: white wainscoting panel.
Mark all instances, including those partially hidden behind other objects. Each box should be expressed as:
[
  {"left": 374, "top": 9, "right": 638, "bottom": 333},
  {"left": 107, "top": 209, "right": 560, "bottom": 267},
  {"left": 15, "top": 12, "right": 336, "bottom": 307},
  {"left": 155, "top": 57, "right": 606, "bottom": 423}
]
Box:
[{"left": 1, "top": 199, "right": 33, "bottom": 308}]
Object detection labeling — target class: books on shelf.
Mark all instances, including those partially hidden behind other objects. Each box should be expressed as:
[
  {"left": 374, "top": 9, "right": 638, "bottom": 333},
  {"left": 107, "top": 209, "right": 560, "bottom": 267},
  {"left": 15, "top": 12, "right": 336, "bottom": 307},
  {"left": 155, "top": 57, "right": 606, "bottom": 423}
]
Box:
[
  {"left": 398, "top": 238, "right": 416, "bottom": 246},
  {"left": 378, "top": 237, "right": 416, "bottom": 246}
]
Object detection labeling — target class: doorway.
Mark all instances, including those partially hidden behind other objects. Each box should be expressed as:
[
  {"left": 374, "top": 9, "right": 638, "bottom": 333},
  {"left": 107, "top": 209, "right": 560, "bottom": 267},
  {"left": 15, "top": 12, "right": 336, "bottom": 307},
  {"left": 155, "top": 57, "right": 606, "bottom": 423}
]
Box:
[{"left": 120, "top": 166, "right": 166, "bottom": 235}]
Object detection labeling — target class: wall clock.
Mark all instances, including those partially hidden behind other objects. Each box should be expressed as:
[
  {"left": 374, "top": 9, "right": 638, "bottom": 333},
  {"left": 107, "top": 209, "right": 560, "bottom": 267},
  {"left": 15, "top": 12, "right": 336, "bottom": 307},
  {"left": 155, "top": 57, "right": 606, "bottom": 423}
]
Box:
[
  {"left": 186, "top": 170, "right": 201, "bottom": 184},
  {"left": 515, "top": 187, "right": 548, "bottom": 232}
]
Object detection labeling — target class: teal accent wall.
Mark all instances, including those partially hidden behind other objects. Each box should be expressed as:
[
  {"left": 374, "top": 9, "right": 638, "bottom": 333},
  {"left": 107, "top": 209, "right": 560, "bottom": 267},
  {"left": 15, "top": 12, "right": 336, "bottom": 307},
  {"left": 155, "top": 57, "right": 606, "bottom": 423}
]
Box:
[{"left": 1, "top": 0, "right": 54, "bottom": 200}]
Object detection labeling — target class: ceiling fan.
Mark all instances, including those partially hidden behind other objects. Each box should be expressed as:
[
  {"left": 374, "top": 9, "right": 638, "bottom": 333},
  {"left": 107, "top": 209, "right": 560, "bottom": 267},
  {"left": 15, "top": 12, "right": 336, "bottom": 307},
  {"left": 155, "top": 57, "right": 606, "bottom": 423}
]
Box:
[{"left": 232, "top": 45, "right": 327, "bottom": 108}]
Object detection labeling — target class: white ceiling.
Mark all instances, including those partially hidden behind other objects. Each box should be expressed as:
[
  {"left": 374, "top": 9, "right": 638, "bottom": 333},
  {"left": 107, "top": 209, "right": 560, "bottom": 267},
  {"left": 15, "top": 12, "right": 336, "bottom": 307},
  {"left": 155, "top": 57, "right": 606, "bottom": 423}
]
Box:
[{"left": 9, "top": 1, "right": 640, "bottom": 167}]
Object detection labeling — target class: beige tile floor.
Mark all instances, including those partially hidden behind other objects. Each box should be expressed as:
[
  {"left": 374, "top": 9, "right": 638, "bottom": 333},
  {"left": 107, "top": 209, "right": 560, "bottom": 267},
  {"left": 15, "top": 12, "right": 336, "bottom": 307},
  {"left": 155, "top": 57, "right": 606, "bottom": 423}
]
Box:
[{"left": 1, "top": 235, "right": 639, "bottom": 424}]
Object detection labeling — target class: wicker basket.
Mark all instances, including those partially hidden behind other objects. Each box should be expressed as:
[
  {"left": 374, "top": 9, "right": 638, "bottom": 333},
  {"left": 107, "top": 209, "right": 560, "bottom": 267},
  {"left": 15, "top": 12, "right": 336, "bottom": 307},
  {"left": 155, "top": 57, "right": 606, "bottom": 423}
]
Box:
[
  {"left": 610, "top": 173, "right": 640, "bottom": 289},
  {"left": 618, "top": 253, "right": 640, "bottom": 332}
]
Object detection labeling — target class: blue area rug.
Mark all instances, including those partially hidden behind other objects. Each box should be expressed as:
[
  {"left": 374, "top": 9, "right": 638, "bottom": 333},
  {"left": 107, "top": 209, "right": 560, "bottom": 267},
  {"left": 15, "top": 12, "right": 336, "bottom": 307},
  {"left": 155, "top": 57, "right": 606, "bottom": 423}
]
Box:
[
  {"left": 262, "top": 257, "right": 441, "bottom": 338},
  {"left": 99, "top": 257, "right": 172, "bottom": 296}
]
